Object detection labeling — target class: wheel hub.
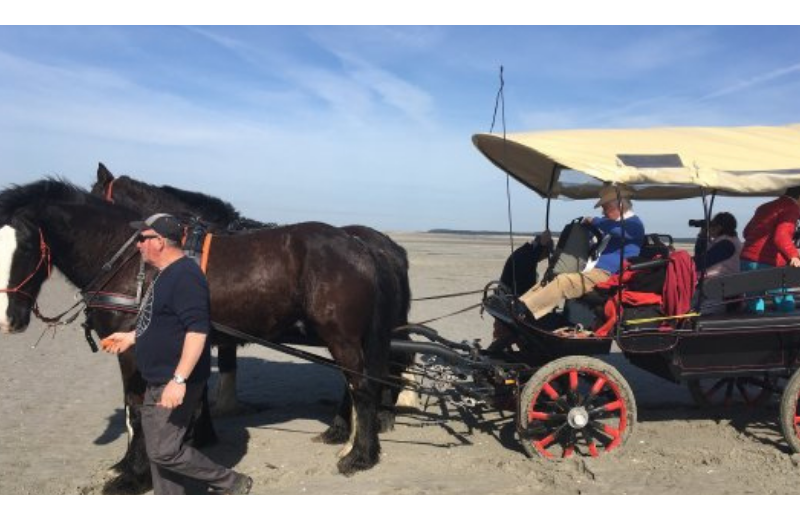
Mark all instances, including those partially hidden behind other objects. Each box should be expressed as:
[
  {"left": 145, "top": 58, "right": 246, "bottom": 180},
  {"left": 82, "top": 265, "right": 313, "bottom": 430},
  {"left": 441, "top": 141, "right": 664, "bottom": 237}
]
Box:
[{"left": 567, "top": 407, "right": 589, "bottom": 429}]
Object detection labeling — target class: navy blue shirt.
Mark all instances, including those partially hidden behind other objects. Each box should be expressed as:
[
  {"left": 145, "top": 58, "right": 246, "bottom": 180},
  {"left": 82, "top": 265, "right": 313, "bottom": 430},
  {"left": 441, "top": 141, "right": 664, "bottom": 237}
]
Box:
[{"left": 135, "top": 256, "right": 212, "bottom": 385}]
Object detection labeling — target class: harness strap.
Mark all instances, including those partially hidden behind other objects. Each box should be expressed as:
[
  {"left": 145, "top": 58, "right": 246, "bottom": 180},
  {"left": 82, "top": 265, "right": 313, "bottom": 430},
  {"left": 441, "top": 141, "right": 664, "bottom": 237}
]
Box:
[
  {"left": 83, "top": 291, "right": 140, "bottom": 313},
  {"left": 201, "top": 233, "right": 213, "bottom": 274},
  {"left": 101, "top": 231, "right": 139, "bottom": 272},
  {"left": 104, "top": 178, "right": 117, "bottom": 203}
]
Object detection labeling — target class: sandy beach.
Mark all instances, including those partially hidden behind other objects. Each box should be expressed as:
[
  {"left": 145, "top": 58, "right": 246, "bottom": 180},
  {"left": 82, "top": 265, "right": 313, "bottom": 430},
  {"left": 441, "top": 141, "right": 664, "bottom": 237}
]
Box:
[{"left": 2, "top": 232, "right": 800, "bottom": 494}]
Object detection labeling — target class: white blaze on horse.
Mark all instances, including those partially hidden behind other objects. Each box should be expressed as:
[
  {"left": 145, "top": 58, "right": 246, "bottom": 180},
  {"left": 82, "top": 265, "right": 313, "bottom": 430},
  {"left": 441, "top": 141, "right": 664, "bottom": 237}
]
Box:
[{"left": 0, "top": 225, "right": 19, "bottom": 333}]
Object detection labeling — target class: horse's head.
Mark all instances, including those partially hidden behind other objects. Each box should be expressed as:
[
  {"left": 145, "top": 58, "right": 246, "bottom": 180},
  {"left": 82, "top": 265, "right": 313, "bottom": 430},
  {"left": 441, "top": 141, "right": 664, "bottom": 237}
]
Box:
[{"left": 0, "top": 212, "right": 50, "bottom": 333}]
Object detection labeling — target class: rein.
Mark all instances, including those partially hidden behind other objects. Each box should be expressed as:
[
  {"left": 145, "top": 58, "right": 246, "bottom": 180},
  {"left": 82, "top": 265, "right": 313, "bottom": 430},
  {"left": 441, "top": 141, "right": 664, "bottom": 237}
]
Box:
[
  {"left": 410, "top": 287, "right": 487, "bottom": 326},
  {"left": 412, "top": 288, "right": 485, "bottom": 301}
]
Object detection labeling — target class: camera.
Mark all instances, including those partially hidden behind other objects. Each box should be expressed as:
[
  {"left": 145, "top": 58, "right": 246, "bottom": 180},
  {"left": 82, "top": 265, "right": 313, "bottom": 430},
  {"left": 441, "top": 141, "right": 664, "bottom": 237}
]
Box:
[{"left": 688, "top": 219, "right": 706, "bottom": 228}]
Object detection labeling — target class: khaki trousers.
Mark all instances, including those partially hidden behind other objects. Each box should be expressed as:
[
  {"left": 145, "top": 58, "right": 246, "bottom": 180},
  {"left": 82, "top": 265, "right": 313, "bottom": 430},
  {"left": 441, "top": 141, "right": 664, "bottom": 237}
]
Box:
[{"left": 519, "top": 268, "right": 611, "bottom": 319}]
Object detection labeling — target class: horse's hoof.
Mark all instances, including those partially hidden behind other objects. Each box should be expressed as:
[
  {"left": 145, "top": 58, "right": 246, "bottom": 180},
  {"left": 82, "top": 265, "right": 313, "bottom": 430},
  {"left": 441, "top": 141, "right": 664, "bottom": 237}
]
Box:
[
  {"left": 395, "top": 388, "right": 420, "bottom": 410},
  {"left": 312, "top": 426, "right": 349, "bottom": 445},
  {"left": 337, "top": 450, "right": 379, "bottom": 476},
  {"left": 377, "top": 410, "right": 396, "bottom": 433},
  {"left": 313, "top": 415, "right": 350, "bottom": 444}
]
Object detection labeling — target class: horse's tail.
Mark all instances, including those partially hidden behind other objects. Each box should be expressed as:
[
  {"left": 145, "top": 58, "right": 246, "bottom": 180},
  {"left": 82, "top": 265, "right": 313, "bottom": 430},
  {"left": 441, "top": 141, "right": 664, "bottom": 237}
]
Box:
[
  {"left": 391, "top": 241, "right": 412, "bottom": 332},
  {"left": 364, "top": 246, "right": 395, "bottom": 380}
]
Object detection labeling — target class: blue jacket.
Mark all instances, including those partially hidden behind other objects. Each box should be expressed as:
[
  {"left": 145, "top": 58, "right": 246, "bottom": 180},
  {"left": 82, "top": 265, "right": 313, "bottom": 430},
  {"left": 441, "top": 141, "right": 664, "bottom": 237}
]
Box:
[{"left": 592, "top": 214, "right": 645, "bottom": 273}]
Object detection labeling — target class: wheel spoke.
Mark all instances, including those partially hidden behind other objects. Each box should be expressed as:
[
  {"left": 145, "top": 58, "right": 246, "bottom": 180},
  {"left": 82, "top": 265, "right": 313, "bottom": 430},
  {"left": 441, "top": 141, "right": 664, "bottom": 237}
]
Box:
[
  {"left": 542, "top": 382, "right": 560, "bottom": 400},
  {"left": 735, "top": 380, "right": 753, "bottom": 405},
  {"left": 562, "top": 429, "right": 578, "bottom": 459},
  {"left": 590, "top": 376, "right": 607, "bottom": 396},
  {"left": 534, "top": 423, "right": 570, "bottom": 458},
  {"left": 704, "top": 378, "right": 728, "bottom": 400},
  {"left": 602, "top": 399, "right": 624, "bottom": 413},
  {"left": 529, "top": 411, "right": 554, "bottom": 421},
  {"left": 586, "top": 421, "right": 615, "bottom": 445},
  {"left": 724, "top": 379, "right": 735, "bottom": 407}
]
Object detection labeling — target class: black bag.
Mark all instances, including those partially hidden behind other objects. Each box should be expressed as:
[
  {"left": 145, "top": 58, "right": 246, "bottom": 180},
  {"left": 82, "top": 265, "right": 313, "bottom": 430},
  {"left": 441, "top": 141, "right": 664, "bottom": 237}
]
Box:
[{"left": 542, "top": 218, "right": 607, "bottom": 283}]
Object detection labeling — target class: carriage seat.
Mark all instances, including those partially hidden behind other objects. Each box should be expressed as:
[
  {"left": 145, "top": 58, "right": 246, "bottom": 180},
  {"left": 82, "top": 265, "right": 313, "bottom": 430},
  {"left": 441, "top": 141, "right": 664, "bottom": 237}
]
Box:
[{"left": 699, "top": 265, "right": 800, "bottom": 302}]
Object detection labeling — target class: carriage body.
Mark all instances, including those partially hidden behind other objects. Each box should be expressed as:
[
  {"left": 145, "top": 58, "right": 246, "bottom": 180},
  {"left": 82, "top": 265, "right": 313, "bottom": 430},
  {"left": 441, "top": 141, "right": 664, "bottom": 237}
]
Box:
[{"left": 432, "top": 123, "right": 800, "bottom": 458}]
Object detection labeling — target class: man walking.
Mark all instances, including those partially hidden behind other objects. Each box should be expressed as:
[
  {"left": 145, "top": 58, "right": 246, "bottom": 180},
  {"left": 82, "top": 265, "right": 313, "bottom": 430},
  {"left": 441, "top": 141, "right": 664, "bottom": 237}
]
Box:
[{"left": 102, "top": 213, "right": 252, "bottom": 495}]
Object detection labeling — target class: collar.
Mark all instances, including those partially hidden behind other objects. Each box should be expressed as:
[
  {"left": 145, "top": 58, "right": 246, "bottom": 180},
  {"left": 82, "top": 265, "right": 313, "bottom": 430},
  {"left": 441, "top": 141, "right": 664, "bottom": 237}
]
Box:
[{"left": 607, "top": 210, "right": 636, "bottom": 222}]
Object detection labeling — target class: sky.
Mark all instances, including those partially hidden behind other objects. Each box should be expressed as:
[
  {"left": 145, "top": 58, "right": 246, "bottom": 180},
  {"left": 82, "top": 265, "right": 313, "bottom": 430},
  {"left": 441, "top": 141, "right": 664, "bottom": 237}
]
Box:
[{"left": 2, "top": 25, "right": 800, "bottom": 236}]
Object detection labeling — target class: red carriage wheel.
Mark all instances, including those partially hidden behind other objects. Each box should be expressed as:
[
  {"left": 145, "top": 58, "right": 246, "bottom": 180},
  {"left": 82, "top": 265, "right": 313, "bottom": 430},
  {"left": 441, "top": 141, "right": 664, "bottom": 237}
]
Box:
[
  {"left": 780, "top": 369, "right": 800, "bottom": 454},
  {"left": 687, "top": 376, "right": 775, "bottom": 408},
  {"left": 518, "top": 356, "right": 636, "bottom": 459}
]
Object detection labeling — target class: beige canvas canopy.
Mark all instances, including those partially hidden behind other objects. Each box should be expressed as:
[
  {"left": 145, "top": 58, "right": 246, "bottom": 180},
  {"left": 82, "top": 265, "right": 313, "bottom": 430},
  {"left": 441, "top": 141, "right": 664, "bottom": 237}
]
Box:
[{"left": 472, "top": 124, "right": 800, "bottom": 200}]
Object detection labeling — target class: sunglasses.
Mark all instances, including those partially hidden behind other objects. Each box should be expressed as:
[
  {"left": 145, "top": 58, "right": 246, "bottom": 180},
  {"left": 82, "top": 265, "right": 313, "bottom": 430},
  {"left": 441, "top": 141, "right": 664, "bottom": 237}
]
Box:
[{"left": 136, "top": 234, "right": 161, "bottom": 243}]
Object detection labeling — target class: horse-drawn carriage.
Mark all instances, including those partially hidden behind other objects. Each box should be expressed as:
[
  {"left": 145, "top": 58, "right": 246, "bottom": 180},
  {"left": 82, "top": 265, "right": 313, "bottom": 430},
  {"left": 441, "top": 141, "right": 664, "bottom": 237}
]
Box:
[
  {"left": 408, "top": 123, "right": 800, "bottom": 458},
  {"left": 2, "top": 123, "right": 800, "bottom": 493}
]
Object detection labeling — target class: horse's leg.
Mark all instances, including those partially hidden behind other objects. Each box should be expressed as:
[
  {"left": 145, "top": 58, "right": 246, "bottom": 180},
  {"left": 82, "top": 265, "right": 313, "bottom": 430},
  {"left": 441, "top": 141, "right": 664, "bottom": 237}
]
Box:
[
  {"left": 378, "top": 348, "right": 419, "bottom": 432},
  {"left": 391, "top": 354, "right": 420, "bottom": 410},
  {"left": 313, "top": 385, "right": 352, "bottom": 444},
  {"left": 102, "top": 350, "right": 152, "bottom": 494},
  {"left": 211, "top": 342, "right": 240, "bottom": 415},
  {"left": 337, "top": 377, "right": 381, "bottom": 475},
  {"left": 184, "top": 384, "right": 218, "bottom": 448}
]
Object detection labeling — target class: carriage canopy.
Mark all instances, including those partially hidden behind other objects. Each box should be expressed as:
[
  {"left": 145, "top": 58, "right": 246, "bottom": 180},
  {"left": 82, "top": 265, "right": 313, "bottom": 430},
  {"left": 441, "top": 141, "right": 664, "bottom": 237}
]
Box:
[{"left": 472, "top": 123, "right": 800, "bottom": 200}]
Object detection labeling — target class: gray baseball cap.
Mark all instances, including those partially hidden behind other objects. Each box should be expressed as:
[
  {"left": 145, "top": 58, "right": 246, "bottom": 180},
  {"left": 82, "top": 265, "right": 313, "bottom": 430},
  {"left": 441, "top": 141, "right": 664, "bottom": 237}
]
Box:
[{"left": 130, "top": 213, "right": 184, "bottom": 242}]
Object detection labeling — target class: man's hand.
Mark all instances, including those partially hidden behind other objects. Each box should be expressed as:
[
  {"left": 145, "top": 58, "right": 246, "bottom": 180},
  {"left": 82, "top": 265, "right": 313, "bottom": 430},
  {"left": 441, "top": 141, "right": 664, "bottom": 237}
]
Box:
[
  {"left": 101, "top": 331, "right": 135, "bottom": 355},
  {"left": 791, "top": 257, "right": 800, "bottom": 268},
  {"left": 158, "top": 380, "right": 186, "bottom": 409}
]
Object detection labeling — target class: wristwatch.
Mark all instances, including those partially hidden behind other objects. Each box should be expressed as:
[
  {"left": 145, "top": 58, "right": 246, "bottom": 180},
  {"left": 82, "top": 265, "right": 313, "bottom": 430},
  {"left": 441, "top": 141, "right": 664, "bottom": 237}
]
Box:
[{"left": 172, "top": 374, "right": 187, "bottom": 385}]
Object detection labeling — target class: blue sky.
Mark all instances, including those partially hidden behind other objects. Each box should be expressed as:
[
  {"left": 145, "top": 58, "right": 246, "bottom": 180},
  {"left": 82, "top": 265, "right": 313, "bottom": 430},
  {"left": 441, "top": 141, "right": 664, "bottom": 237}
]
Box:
[{"left": 2, "top": 26, "right": 800, "bottom": 236}]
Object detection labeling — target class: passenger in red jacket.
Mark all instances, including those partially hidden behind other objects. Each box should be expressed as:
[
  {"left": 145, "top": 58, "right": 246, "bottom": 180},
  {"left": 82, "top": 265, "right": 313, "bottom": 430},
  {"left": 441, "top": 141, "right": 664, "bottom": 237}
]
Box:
[{"left": 740, "top": 186, "right": 800, "bottom": 313}]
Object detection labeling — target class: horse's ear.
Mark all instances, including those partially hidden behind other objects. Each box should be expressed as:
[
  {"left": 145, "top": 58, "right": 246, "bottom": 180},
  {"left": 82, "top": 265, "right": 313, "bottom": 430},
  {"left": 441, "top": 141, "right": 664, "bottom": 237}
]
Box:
[{"left": 97, "top": 163, "right": 115, "bottom": 184}]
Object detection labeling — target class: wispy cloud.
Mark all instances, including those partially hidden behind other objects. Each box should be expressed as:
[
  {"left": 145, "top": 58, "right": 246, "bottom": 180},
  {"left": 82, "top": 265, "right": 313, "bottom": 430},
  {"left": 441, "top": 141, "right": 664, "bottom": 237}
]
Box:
[
  {"left": 699, "top": 62, "right": 800, "bottom": 101},
  {"left": 183, "top": 26, "right": 437, "bottom": 127}
]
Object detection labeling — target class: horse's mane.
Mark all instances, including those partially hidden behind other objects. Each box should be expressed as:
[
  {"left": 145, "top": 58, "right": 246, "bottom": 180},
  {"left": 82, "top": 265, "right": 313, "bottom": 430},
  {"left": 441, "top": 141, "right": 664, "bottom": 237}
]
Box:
[
  {"left": 160, "top": 185, "right": 243, "bottom": 224},
  {"left": 0, "top": 177, "right": 100, "bottom": 222},
  {"left": 122, "top": 177, "right": 275, "bottom": 230}
]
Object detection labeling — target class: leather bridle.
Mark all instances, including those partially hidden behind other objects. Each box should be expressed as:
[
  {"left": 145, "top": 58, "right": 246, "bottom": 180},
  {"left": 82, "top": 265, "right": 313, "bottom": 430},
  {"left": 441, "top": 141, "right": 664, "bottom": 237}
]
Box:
[{"left": 0, "top": 227, "right": 51, "bottom": 303}]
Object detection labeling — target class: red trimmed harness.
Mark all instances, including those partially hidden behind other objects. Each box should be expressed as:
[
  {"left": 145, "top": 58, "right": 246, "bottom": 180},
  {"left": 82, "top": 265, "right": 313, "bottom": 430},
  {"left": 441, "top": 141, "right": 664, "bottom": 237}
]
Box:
[
  {"left": 103, "top": 178, "right": 117, "bottom": 203},
  {"left": 0, "top": 228, "right": 51, "bottom": 302}
]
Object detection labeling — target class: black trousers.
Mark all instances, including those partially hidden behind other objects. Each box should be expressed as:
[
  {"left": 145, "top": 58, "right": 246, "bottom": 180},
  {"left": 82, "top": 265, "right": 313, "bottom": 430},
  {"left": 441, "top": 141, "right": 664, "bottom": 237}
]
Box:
[{"left": 142, "top": 382, "right": 236, "bottom": 494}]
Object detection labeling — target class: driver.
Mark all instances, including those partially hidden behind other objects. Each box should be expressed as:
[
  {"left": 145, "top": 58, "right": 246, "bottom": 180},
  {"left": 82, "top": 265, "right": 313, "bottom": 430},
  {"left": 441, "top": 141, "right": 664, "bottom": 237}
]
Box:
[{"left": 516, "top": 185, "right": 646, "bottom": 321}]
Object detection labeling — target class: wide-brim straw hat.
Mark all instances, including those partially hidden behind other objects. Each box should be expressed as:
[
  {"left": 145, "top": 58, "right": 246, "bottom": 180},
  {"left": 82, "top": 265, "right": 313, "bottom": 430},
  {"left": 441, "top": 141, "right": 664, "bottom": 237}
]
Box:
[{"left": 594, "top": 184, "right": 634, "bottom": 208}]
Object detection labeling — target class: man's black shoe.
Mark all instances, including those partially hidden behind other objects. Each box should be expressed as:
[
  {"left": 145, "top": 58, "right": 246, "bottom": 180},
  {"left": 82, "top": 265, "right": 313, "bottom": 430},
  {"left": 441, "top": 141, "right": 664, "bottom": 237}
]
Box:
[
  {"left": 225, "top": 472, "right": 253, "bottom": 495},
  {"left": 512, "top": 299, "right": 536, "bottom": 325}
]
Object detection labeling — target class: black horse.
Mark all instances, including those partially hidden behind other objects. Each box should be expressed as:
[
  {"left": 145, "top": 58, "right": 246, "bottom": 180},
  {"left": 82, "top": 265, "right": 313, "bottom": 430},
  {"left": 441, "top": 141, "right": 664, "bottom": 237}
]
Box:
[
  {"left": 0, "top": 179, "right": 395, "bottom": 488},
  {"left": 91, "top": 164, "right": 416, "bottom": 435}
]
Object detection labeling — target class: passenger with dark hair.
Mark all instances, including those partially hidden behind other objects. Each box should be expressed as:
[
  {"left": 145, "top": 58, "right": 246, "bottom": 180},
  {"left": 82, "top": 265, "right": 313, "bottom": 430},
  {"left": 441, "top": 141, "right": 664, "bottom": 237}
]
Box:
[
  {"left": 694, "top": 212, "right": 742, "bottom": 314},
  {"left": 694, "top": 212, "right": 741, "bottom": 277},
  {"left": 739, "top": 187, "right": 800, "bottom": 313}
]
